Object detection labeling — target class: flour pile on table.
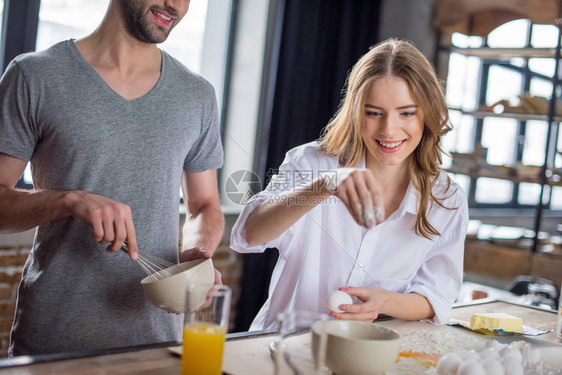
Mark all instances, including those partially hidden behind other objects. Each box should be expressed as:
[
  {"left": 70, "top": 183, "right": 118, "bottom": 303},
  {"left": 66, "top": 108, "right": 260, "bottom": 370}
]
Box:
[
  {"left": 386, "top": 329, "right": 561, "bottom": 375},
  {"left": 400, "top": 328, "right": 487, "bottom": 355}
]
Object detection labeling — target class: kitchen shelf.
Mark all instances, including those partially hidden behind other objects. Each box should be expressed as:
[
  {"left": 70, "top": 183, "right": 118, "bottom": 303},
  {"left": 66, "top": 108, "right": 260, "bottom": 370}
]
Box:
[
  {"left": 449, "top": 47, "right": 556, "bottom": 59},
  {"left": 441, "top": 20, "right": 562, "bottom": 253},
  {"left": 448, "top": 107, "right": 562, "bottom": 123},
  {"left": 446, "top": 166, "right": 562, "bottom": 187}
]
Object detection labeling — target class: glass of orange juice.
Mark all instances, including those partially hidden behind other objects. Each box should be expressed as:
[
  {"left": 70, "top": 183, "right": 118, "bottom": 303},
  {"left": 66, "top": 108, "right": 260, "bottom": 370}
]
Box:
[{"left": 181, "top": 284, "right": 231, "bottom": 375}]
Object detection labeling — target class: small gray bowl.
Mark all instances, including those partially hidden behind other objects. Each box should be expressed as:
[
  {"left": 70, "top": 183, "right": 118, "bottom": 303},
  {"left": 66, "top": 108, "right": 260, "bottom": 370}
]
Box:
[{"left": 311, "top": 320, "right": 402, "bottom": 375}]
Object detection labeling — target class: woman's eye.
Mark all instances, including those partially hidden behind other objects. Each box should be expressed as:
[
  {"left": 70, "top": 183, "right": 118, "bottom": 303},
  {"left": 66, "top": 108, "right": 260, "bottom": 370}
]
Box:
[
  {"left": 401, "top": 111, "right": 416, "bottom": 117},
  {"left": 366, "top": 111, "right": 381, "bottom": 117}
]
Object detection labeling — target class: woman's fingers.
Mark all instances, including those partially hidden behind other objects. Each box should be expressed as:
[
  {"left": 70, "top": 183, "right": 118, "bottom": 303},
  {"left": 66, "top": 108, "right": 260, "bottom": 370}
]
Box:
[
  {"left": 329, "top": 301, "right": 380, "bottom": 322},
  {"left": 364, "top": 173, "right": 384, "bottom": 223},
  {"left": 335, "top": 169, "right": 383, "bottom": 228},
  {"left": 338, "top": 179, "right": 364, "bottom": 226}
]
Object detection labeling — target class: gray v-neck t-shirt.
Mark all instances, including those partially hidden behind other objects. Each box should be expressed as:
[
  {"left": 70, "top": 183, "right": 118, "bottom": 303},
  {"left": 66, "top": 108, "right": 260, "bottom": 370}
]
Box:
[{"left": 0, "top": 40, "right": 223, "bottom": 355}]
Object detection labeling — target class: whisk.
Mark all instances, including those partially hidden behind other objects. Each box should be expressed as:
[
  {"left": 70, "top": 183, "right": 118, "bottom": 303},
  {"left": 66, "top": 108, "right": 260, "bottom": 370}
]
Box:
[{"left": 120, "top": 242, "right": 186, "bottom": 282}]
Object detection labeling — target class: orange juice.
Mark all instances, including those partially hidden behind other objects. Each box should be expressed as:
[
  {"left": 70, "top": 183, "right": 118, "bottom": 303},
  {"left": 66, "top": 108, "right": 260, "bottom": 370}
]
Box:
[{"left": 181, "top": 323, "right": 226, "bottom": 375}]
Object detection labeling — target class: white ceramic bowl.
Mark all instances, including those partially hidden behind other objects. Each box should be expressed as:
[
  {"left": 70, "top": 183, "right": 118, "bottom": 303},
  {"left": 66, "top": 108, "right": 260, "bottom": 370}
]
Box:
[
  {"left": 141, "top": 258, "right": 215, "bottom": 313},
  {"left": 311, "top": 320, "right": 402, "bottom": 375}
]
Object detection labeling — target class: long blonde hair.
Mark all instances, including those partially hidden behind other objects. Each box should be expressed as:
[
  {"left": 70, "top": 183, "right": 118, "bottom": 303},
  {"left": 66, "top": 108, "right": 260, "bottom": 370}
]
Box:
[{"left": 320, "top": 38, "right": 453, "bottom": 239}]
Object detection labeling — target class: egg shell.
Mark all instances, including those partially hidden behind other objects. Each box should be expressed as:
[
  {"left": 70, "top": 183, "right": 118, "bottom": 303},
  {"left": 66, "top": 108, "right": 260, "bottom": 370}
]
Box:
[
  {"left": 481, "top": 357, "right": 504, "bottom": 375},
  {"left": 478, "top": 347, "right": 500, "bottom": 360},
  {"left": 501, "top": 355, "right": 524, "bottom": 375},
  {"left": 461, "top": 349, "right": 480, "bottom": 362},
  {"left": 326, "top": 290, "right": 353, "bottom": 313},
  {"left": 500, "top": 347, "right": 522, "bottom": 363},
  {"left": 435, "top": 352, "right": 462, "bottom": 375},
  {"left": 486, "top": 340, "right": 507, "bottom": 352},
  {"left": 457, "top": 359, "right": 486, "bottom": 375}
]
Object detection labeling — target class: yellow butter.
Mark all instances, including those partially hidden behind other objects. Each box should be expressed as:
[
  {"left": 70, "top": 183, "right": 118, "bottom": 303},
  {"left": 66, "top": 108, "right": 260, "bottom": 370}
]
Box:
[{"left": 470, "top": 313, "right": 522, "bottom": 332}]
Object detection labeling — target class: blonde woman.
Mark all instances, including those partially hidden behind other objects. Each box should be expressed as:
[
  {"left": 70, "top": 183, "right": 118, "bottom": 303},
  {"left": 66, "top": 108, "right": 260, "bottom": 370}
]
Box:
[{"left": 230, "top": 39, "right": 468, "bottom": 331}]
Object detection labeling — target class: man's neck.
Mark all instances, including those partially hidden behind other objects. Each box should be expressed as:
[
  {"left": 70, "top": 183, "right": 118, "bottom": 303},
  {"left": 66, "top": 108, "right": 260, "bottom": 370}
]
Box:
[
  {"left": 73, "top": 16, "right": 163, "bottom": 101},
  {"left": 74, "top": 18, "right": 161, "bottom": 75}
]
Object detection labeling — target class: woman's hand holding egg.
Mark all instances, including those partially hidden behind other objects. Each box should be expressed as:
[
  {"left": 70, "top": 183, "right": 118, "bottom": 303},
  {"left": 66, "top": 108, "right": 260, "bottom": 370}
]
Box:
[
  {"left": 326, "top": 290, "right": 353, "bottom": 313},
  {"left": 328, "top": 287, "right": 388, "bottom": 322}
]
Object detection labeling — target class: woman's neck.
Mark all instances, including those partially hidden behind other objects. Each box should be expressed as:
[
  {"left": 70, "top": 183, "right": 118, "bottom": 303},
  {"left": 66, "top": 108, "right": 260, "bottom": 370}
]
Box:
[{"left": 365, "top": 155, "right": 412, "bottom": 218}]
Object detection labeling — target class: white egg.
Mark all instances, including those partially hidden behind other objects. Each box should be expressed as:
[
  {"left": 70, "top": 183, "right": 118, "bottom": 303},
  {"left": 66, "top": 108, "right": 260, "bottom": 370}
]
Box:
[
  {"left": 481, "top": 357, "right": 504, "bottom": 375},
  {"left": 500, "top": 347, "right": 522, "bottom": 363},
  {"left": 508, "top": 341, "right": 526, "bottom": 351},
  {"left": 457, "top": 359, "right": 486, "bottom": 375},
  {"left": 501, "top": 355, "right": 524, "bottom": 375},
  {"left": 461, "top": 349, "right": 480, "bottom": 362},
  {"left": 485, "top": 340, "right": 507, "bottom": 352},
  {"left": 478, "top": 347, "right": 500, "bottom": 360},
  {"left": 435, "top": 352, "right": 462, "bottom": 375},
  {"left": 326, "top": 290, "right": 352, "bottom": 313}
]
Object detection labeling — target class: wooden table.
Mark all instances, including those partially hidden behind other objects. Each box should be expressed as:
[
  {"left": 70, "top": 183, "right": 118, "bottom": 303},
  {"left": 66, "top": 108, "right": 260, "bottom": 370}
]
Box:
[{"left": 0, "top": 300, "right": 559, "bottom": 374}]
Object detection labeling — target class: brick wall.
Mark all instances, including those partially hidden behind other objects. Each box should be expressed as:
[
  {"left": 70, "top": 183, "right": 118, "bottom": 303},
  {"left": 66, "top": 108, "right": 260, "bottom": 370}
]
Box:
[
  {"left": 0, "top": 246, "right": 29, "bottom": 357},
  {"left": 0, "top": 214, "right": 244, "bottom": 358}
]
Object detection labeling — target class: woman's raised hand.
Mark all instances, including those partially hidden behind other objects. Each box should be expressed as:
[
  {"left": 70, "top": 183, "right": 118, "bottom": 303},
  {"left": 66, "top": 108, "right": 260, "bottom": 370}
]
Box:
[{"left": 320, "top": 168, "right": 384, "bottom": 228}]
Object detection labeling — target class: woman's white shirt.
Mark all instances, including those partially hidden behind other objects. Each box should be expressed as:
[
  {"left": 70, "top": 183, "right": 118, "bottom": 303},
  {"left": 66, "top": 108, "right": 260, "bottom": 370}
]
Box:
[{"left": 230, "top": 142, "right": 469, "bottom": 330}]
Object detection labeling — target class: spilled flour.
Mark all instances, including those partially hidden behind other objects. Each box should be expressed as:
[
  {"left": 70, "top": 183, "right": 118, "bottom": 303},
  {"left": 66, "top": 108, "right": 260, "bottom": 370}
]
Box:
[{"left": 399, "top": 328, "right": 487, "bottom": 355}]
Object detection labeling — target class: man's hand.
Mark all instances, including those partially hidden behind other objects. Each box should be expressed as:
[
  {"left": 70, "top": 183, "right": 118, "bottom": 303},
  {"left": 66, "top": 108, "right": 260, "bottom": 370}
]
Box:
[
  {"left": 0, "top": 153, "right": 138, "bottom": 259},
  {"left": 179, "top": 246, "right": 211, "bottom": 262},
  {"left": 179, "top": 246, "right": 222, "bottom": 285},
  {"left": 66, "top": 190, "right": 138, "bottom": 260}
]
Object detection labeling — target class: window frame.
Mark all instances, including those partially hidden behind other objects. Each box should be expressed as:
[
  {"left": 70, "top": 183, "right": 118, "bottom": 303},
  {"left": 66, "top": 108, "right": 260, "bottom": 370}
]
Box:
[{"left": 447, "top": 20, "right": 561, "bottom": 210}]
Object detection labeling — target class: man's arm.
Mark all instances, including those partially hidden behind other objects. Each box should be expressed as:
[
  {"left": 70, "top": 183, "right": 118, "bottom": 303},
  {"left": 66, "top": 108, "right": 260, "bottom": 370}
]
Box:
[
  {"left": 0, "top": 152, "right": 139, "bottom": 259},
  {"left": 179, "top": 169, "right": 224, "bottom": 262}
]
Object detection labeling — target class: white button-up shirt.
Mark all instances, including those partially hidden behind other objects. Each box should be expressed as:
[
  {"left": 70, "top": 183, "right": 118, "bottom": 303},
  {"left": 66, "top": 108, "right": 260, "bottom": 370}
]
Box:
[{"left": 230, "top": 142, "right": 469, "bottom": 330}]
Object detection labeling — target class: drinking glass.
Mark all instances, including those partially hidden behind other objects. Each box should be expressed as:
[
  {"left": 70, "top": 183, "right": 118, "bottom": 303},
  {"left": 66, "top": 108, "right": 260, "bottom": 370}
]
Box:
[
  {"left": 181, "top": 284, "right": 231, "bottom": 375},
  {"left": 272, "top": 310, "right": 331, "bottom": 375}
]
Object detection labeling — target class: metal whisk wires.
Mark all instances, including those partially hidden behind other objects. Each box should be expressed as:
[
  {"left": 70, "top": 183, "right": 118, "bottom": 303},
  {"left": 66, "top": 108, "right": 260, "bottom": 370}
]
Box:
[{"left": 121, "top": 242, "right": 184, "bottom": 282}]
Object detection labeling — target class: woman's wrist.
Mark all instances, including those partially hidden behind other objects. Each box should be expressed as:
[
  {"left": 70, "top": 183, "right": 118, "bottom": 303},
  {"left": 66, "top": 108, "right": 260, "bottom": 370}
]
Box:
[{"left": 313, "top": 177, "right": 334, "bottom": 197}]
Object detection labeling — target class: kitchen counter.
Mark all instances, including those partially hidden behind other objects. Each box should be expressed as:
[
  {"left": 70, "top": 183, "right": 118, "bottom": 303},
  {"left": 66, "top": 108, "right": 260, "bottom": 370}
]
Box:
[{"left": 0, "top": 300, "right": 559, "bottom": 374}]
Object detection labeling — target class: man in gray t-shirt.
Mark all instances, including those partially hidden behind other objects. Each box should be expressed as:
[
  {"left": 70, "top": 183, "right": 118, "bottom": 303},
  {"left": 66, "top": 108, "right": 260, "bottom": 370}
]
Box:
[{"left": 0, "top": 0, "right": 224, "bottom": 356}]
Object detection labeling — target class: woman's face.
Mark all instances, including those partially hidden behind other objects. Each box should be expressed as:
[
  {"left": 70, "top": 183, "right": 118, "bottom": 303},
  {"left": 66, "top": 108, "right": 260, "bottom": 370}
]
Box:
[{"left": 361, "top": 75, "right": 424, "bottom": 171}]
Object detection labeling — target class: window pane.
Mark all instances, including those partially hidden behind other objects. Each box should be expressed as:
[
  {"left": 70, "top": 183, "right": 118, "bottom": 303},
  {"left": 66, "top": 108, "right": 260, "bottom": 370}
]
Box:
[
  {"left": 487, "top": 19, "right": 530, "bottom": 48},
  {"left": 443, "top": 112, "right": 475, "bottom": 165},
  {"left": 159, "top": 1, "right": 208, "bottom": 72},
  {"left": 529, "top": 58, "right": 555, "bottom": 78},
  {"left": 522, "top": 120, "right": 547, "bottom": 166},
  {"left": 518, "top": 182, "right": 541, "bottom": 205},
  {"left": 475, "top": 178, "right": 513, "bottom": 203},
  {"left": 449, "top": 173, "right": 470, "bottom": 195},
  {"left": 445, "top": 54, "right": 480, "bottom": 110},
  {"left": 451, "top": 33, "right": 483, "bottom": 48},
  {"left": 551, "top": 186, "right": 562, "bottom": 209},
  {"left": 36, "top": 0, "right": 111, "bottom": 51},
  {"left": 530, "top": 78, "right": 553, "bottom": 99},
  {"left": 486, "top": 66, "right": 523, "bottom": 107},
  {"left": 481, "top": 117, "right": 517, "bottom": 165},
  {"left": 531, "top": 24, "right": 559, "bottom": 48}
]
